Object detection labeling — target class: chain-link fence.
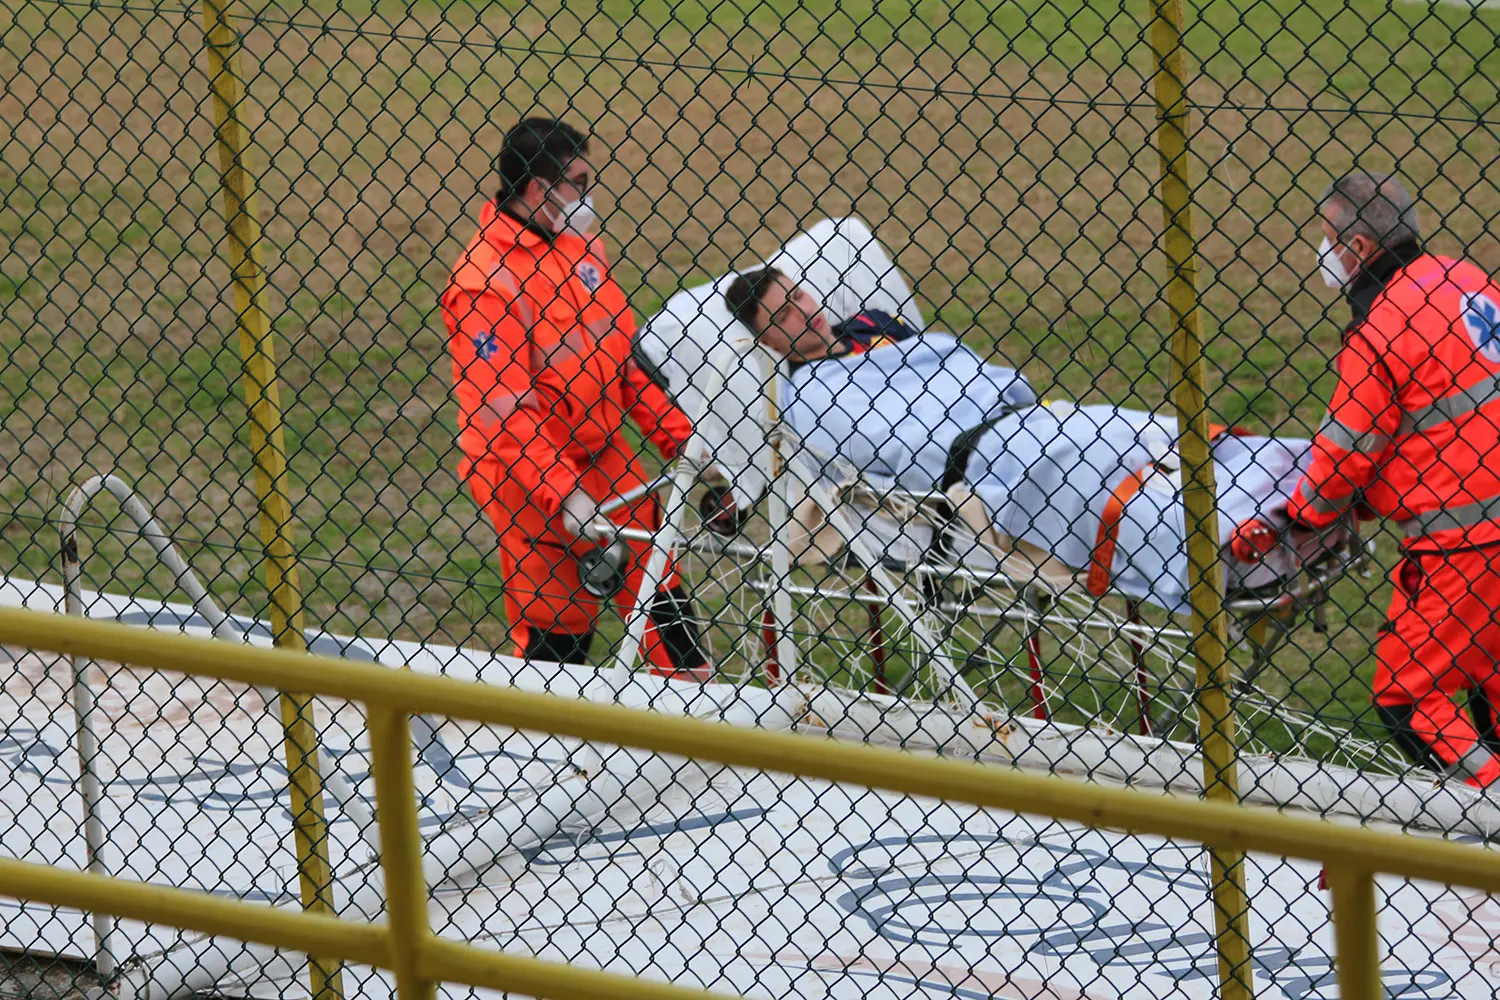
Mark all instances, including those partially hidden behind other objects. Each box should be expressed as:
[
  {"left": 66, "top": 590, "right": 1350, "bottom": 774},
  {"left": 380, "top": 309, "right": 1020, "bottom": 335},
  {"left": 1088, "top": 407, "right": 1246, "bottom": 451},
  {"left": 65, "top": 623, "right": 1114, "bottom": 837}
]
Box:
[{"left": 3, "top": 0, "right": 1500, "bottom": 997}]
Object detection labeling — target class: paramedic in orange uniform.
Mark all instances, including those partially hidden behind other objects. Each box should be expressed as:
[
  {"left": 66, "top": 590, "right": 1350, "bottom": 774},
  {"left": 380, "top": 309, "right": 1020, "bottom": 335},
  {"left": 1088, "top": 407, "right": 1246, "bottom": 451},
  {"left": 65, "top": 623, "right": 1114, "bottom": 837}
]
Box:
[
  {"left": 1231, "top": 171, "right": 1500, "bottom": 786},
  {"left": 441, "top": 117, "right": 710, "bottom": 675}
]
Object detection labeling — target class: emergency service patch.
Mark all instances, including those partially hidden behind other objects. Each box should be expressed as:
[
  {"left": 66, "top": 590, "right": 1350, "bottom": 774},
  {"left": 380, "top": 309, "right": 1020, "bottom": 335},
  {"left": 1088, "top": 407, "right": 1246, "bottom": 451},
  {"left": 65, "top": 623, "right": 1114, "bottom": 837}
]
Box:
[
  {"left": 1461, "top": 291, "right": 1500, "bottom": 364},
  {"left": 472, "top": 331, "right": 500, "bottom": 361},
  {"left": 577, "top": 261, "right": 602, "bottom": 292}
]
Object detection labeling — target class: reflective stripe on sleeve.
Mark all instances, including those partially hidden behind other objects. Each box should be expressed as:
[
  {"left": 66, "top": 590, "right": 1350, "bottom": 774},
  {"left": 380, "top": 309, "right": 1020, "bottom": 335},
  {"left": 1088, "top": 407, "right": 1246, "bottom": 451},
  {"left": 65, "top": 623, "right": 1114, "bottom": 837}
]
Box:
[
  {"left": 1402, "top": 494, "right": 1500, "bottom": 538},
  {"left": 1396, "top": 372, "right": 1500, "bottom": 436},
  {"left": 1299, "top": 487, "right": 1348, "bottom": 516},
  {"left": 1317, "top": 415, "right": 1390, "bottom": 456},
  {"left": 1448, "top": 743, "right": 1500, "bottom": 783}
]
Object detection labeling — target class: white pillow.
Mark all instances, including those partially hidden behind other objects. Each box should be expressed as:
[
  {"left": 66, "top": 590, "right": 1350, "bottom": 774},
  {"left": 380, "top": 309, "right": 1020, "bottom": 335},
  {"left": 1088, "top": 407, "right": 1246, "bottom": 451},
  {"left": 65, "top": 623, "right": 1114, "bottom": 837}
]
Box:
[{"left": 636, "top": 217, "right": 924, "bottom": 506}]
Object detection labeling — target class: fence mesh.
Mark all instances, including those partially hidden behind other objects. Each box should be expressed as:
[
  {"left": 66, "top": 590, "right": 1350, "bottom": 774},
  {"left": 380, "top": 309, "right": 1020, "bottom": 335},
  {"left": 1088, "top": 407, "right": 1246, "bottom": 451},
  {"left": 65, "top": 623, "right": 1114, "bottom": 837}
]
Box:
[{"left": 3, "top": 0, "right": 1500, "bottom": 997}]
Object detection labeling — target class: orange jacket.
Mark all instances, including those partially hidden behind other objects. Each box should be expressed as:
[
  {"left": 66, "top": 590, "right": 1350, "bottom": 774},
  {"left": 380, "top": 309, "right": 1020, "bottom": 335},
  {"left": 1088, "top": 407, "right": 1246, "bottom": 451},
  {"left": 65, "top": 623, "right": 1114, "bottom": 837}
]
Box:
[
  {"left": 1288, "top": 248, "right": 1500, "bottom": 550},
  {"left": 441, "top": 203, "right": 692, "bottom": 517}
]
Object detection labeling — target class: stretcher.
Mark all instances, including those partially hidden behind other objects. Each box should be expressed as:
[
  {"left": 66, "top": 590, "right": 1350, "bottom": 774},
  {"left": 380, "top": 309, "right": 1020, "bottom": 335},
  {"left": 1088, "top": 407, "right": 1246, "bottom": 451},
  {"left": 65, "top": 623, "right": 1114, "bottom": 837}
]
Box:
[{"left": 627, "top": 216, "right": 1392, "bottom": 772}]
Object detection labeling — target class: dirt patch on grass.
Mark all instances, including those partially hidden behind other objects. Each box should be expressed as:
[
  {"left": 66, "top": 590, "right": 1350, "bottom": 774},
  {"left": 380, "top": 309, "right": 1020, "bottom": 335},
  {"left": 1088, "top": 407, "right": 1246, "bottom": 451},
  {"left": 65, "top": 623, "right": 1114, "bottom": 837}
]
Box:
[{"left": 0, "top": 951, "right": 100, "bottom": 1000}]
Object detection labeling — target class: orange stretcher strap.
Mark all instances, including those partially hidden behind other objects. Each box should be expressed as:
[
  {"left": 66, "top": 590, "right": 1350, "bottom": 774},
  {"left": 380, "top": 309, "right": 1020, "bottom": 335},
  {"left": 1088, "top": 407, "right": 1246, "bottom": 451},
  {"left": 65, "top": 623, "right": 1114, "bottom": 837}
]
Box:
[
  {"left": 1088, "top": 464, "right": 1161, "bottom": 597},
  {"left": 1208, "top": 423, "right": 1252, "bottom": 441},
  {"left": 1086, "top": 424, "right": 1247, "bottom": 598}
]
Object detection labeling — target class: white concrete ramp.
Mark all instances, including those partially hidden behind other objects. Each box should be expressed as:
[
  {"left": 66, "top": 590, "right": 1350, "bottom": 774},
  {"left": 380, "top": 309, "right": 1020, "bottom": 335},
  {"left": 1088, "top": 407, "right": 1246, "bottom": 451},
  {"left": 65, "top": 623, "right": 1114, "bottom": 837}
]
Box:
[{"left": 0, "top": 575, "right": 1493, "bottom": 999}]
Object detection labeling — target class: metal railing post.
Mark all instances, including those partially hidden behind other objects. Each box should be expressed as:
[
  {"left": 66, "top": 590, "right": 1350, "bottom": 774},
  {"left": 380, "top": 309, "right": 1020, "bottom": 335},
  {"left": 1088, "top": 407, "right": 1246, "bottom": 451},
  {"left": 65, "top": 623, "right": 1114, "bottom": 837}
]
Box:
[
  {"left": 764, "top": 356, "right": 799, "bottom": 684},
  {"left": 1146, "top": 1, "right": 1255, "bottom": 997},
  {"left": 609, "top": 342, "right": 729, "bottom": 687},
  {"left": 198, "top": 2, "right": 344, "bottom": 997},
  {"left": 59, "top": 537, "right": 117, "bottom": 980},
  {"left": 367, "top": 706, "right": 437, "bottom": 1000},
  {"left": 1326, "top": 866, "right": 1382, "bottom": 1000}
]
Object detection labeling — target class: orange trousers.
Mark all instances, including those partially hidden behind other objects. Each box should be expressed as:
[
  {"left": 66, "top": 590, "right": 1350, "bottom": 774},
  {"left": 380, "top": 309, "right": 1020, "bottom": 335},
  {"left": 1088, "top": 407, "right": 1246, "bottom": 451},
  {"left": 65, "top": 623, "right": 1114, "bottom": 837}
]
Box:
[
  {"left": 462, "top": 439, "right": 683, "bottom": 672},
  {"left": 1373, "top": 545, "right": 1500, "bottom": 787}
]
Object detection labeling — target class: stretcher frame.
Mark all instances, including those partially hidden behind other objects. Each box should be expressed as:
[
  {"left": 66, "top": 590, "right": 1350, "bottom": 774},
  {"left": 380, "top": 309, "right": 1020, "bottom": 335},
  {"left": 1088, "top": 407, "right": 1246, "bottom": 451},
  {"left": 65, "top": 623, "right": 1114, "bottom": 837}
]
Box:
[
  {"left": 622, "top": 214, "right": 1380, "bottom": 753},
  {"left": 606, "top": 359, "right": 976, "bottom": 706},
  {"left": 610, "top": 474, "right": 1374, "bottom": 727},
  {"left": 607, "top": 395, "right": 1384, "bottom": 762}
]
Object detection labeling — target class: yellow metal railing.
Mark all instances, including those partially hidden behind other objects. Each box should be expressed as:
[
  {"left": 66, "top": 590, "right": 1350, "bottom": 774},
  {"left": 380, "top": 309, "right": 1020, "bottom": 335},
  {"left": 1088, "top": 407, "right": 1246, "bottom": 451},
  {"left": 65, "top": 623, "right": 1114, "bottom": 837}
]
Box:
[{"left": 2, "top": 605, "right": 1496, "bottom": 1000}]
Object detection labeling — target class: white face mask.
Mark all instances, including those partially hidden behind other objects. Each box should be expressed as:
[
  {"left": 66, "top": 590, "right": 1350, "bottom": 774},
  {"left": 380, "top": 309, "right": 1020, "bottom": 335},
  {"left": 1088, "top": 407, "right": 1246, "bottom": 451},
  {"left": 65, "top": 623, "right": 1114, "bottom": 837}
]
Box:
[
  {"left": 1317, "top": 237, "right": 1349, "bottom": 290},
  {"left": 550, "top": 194, "right": 597, "bottom": 237}
]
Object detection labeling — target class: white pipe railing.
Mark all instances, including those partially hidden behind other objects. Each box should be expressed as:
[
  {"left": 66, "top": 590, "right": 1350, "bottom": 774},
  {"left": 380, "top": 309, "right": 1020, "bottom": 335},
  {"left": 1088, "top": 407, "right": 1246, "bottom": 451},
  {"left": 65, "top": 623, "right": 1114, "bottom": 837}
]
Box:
[
  {"left": 607, "top": 342, "right": 732, "bottom": 691},
  {"left": 58, "top": 501, "right": 118, "bottom": 981},
  {"left": 58, "top": 474, "right": 386, "bottom": 982},
  {"left": 763, "top": 358, "right": 799, "bottom": 686}
]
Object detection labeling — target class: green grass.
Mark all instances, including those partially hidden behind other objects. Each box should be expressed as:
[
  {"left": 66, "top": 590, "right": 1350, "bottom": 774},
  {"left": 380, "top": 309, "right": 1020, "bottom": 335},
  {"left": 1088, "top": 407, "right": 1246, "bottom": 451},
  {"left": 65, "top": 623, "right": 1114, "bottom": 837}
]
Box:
[{"left": 3, "top": 0, "right": 1499, "bottom": 764}]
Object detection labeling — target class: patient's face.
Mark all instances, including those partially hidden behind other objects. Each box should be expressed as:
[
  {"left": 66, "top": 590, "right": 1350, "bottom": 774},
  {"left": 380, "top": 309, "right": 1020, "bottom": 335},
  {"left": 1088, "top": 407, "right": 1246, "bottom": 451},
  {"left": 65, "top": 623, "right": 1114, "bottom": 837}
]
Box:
[{"left": 755, "top": 276, "right": 834, "bottom": 360}]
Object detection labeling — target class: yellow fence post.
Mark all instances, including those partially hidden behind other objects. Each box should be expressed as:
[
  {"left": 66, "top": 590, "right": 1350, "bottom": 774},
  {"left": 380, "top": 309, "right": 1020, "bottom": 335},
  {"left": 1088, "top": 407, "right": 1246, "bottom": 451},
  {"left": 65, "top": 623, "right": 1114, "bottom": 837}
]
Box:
[
  {"left": 1326, "top": 866, "right": 1382, "bottom": 1000},
  {"left": 367, "top": 706, "right": 438, "bottom": 1000},
  {"left": 199, "top": 2, "right": 345, "bottom": 998},
  {"left": 1146, "top": 1, "right": 1256, "bottom": 998}
]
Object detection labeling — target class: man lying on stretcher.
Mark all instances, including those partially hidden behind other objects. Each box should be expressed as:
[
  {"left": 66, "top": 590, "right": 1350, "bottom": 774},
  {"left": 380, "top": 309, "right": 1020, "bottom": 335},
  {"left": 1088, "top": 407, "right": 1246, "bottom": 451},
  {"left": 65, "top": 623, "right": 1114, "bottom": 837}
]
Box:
[{"left": 722, "top": 266, "right": 1349, "bottom": 611}]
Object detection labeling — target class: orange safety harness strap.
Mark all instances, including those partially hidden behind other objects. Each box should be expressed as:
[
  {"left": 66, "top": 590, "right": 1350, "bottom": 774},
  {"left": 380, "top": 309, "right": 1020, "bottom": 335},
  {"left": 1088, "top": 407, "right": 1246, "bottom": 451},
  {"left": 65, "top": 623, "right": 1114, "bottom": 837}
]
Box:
[{"left": 1087, "top": 423, "right": 1247, "bottom": 597}]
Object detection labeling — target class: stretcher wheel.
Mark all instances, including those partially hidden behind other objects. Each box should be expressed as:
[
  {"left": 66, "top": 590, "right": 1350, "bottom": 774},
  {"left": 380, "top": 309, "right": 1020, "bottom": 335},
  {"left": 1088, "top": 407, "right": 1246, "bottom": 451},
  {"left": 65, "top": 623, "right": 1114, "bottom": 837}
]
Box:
[{"left": 578, "top": 540, "right": 631, "bottom": 599}]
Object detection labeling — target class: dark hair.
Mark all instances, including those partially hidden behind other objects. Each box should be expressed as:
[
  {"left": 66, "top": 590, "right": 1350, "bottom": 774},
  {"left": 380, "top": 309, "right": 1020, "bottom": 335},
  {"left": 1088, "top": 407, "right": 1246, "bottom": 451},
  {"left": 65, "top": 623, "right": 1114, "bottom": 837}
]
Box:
[
  {"left": 496, "top": 117, "right": 589, "bottom": 204},
  {"left": 724, "top": 266, "right": 785, "bottom": 331},
  {"left": 1320, "top": 171, "right": 1421, "bottom": 249}
]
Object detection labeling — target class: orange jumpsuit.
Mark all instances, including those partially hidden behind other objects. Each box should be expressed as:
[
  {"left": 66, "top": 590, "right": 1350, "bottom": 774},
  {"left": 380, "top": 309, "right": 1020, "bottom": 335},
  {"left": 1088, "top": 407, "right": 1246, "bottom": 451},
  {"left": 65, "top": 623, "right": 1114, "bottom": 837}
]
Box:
[
  {"left": 1287, "top": 245, "right": 1500, "bottom": 785},
  {"left": 441, "top": 203, "right": 695, "bottom": 667}
]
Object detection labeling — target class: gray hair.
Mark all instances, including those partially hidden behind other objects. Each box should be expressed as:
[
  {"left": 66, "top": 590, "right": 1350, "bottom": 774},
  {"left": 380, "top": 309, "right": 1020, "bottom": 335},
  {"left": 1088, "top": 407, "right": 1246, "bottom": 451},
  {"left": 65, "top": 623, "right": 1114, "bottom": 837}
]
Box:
[{"left": 1319, "top": 171, "right": 1421, "bottom": 248}]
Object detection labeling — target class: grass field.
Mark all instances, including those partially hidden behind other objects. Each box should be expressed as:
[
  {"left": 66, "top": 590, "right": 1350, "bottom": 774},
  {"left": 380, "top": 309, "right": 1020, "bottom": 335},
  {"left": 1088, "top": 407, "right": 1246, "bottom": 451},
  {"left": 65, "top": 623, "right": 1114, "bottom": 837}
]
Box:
[{"left": 3, "top": 0, "right": 1500, "bottom": 753}]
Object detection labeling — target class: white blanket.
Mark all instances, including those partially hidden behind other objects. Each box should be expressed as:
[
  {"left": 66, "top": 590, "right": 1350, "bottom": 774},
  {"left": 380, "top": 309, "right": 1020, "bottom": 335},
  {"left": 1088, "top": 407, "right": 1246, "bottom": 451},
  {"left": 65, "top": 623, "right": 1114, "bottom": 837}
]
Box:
[
  {"left": 780, "top": 341, "right": 1320, "bottom": 610},
  {"left": 635, "top": 216, "right": 923, "bottom": 508},
  {"left": 782, "top": 333, "right": 1036, "bottom": 489},
  {"left": 965, "top": 403, "right": 1315, "bottom": 609}
]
